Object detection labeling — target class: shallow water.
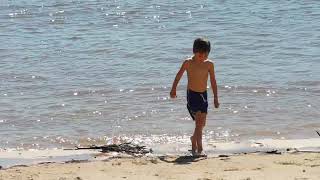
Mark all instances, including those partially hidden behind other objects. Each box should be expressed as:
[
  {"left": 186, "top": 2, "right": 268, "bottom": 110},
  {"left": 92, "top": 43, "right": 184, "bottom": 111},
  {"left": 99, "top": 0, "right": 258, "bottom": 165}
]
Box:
[{"left": 0, "top": 0, "right": 319, "bottom": 150}]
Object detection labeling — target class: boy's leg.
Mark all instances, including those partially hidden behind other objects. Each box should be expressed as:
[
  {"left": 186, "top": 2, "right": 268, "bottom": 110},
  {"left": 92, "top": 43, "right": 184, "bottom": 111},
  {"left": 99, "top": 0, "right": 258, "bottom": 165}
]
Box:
[
  {"left": 195, "top": 112, "right": 206, "bottom": 154},
  {"left": 191, "top": 114, "right": 198, "bottom": 154},
  {"left": 191, "top": 111, "right": 202, "bottom": 154},
  {"left": 190, "top": 135, "right": 197, "bottom": 154}
]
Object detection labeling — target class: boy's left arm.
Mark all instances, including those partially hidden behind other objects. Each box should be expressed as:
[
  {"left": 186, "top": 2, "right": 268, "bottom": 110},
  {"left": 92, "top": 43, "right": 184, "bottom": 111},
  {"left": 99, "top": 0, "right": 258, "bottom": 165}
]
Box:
[{"left": 209, "top": 62, "right": 219, "bottom": 108}]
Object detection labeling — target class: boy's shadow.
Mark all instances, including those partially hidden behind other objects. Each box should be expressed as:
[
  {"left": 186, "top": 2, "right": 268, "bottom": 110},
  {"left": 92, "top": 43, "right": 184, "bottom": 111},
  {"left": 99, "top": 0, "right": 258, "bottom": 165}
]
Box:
[{"left": 158, "top": 155, "right": 207, "bottom": 165}]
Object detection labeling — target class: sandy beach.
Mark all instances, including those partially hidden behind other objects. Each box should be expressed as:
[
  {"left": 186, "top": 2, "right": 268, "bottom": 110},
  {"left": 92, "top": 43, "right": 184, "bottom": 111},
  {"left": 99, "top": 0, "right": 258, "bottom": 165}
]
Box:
[
  {"left": 0, "top": 144, "right": 320, "bottom": 180},
  {"left": 0, "top": 151, "right": 319, "bottom": 180}
]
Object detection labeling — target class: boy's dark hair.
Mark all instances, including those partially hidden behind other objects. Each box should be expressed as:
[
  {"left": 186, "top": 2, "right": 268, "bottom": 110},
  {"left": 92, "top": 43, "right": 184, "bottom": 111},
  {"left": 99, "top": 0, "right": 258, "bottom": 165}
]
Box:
[{"left": 193, "top": 38, "right": 211, "bottom": 53}]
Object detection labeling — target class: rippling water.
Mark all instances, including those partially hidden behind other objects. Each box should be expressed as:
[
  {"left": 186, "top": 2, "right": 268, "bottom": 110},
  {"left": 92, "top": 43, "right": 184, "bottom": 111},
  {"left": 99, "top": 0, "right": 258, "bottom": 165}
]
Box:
[{"left": 0, "top": 0, "right": 319, "bottom": 151}]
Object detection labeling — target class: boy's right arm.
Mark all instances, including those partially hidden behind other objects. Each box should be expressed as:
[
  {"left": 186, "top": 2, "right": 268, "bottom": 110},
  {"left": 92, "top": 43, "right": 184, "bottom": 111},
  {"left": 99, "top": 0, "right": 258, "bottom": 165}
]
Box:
[{"left": 170, "top": 60, "right": 188, "bottom": 98}]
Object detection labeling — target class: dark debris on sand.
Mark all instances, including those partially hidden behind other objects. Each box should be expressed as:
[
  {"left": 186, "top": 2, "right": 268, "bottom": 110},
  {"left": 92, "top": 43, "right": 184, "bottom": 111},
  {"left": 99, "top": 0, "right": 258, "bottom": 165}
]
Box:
[{"left": 73, "top": 142, "right": 153, "bottom": 155}]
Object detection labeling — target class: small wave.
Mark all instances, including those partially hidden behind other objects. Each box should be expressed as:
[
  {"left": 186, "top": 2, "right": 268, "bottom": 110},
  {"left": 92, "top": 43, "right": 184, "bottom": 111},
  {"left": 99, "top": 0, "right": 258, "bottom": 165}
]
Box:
[
  {"left": 0, "top": 73, "right": 48, "bottom": 82},
  {"left": 49, "top": 18, "right": 66, "bottom": 24},
  {"left": 287, "top": 80, "right": 320, "bottom": 87},
  {"left": 67, "top": 36, "right": 83, "bottom": 40},
  {"left": 8, "top": 9, "right": 34, "bottom": 19},
  {"left": 55, "top": 88, "right": 114, "bottom": 98},
  {"left": 219, "top": 84, "right": 319, "bottom": 95},
  {"left": 49, "top": 2, "right": 73, "bottom": 8}
]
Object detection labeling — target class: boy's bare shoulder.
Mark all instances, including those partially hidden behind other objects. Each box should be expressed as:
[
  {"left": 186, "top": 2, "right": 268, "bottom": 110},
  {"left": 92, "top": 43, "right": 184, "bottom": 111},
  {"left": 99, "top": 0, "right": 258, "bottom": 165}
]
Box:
[
  {"left": 183, "top": 58, "right": 192, "bottom": 63},
  {"left": 204, "top": 59, "right": 215, "bottom": 66},
  {"left": 182, "top": 58, "right": 192, "bottom": 67}
]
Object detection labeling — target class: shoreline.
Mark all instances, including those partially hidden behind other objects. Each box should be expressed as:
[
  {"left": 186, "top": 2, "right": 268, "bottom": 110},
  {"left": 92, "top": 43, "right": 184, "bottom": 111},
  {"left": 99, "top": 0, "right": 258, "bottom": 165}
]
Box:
[{"left": 0, "top": 138, "right": 319, "bottom": 169}]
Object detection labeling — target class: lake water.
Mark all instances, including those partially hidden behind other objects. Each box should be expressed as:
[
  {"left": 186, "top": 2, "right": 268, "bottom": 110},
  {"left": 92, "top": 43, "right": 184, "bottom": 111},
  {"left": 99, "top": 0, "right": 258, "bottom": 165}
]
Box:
[{"left": 0, "top": 0, "right": 319, "bottom": 152}]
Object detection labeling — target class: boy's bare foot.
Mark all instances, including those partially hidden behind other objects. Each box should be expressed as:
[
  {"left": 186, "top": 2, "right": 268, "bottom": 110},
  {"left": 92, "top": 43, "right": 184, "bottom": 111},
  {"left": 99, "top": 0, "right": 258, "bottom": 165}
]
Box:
[
  {"left": 192, "top": 151, "right": 207, "bottom": 158},
  {"left": 191, "top": 150, "right": 197, "bottom": 156}
]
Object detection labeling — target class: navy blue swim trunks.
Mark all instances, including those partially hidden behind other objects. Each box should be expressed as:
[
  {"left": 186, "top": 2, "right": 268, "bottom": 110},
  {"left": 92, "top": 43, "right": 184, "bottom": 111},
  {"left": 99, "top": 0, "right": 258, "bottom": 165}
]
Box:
[{"left": 187, "top": 89, "right": 208, "bottom": 120}]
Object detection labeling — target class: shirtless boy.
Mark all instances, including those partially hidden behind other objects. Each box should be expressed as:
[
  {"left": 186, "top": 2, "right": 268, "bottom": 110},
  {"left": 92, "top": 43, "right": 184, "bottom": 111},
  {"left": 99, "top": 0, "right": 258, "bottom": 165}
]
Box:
[{"left": 170, "top": 38, "right": 219, "bottom": 156}]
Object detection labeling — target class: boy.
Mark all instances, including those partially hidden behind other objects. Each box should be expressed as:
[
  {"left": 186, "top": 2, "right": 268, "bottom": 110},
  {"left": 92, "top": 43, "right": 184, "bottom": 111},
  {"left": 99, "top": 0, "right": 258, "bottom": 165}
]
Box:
[{"left": 170, "top": 38, "right": 219, "bottom": 156}]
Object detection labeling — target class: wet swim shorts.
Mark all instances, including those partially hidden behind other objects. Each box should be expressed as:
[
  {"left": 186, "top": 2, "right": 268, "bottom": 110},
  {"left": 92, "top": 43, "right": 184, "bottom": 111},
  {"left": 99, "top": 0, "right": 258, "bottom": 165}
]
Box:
[{"left": 187, "top": 89, "right": 208, "bottom": 120}]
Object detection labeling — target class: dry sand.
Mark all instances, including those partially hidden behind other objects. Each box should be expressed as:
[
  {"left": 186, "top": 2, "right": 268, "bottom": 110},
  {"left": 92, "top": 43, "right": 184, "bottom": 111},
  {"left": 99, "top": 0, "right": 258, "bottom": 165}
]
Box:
[{"left": 1, "top": 152, "right": 320, "bottom": 180}]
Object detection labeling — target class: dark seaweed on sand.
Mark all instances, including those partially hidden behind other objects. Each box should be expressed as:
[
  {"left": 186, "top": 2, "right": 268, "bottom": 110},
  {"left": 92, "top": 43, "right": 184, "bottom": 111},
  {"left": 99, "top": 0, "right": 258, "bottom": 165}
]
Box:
[{"left": 74, "top": 142, "right": 152, "bottom": 155}]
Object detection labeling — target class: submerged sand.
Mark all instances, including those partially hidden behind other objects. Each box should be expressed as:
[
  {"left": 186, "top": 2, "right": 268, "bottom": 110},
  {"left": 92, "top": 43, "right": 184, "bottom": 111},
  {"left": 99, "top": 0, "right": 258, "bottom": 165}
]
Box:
[{"left": 1, "top": 152, "right": 320, "bottom": 180}]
